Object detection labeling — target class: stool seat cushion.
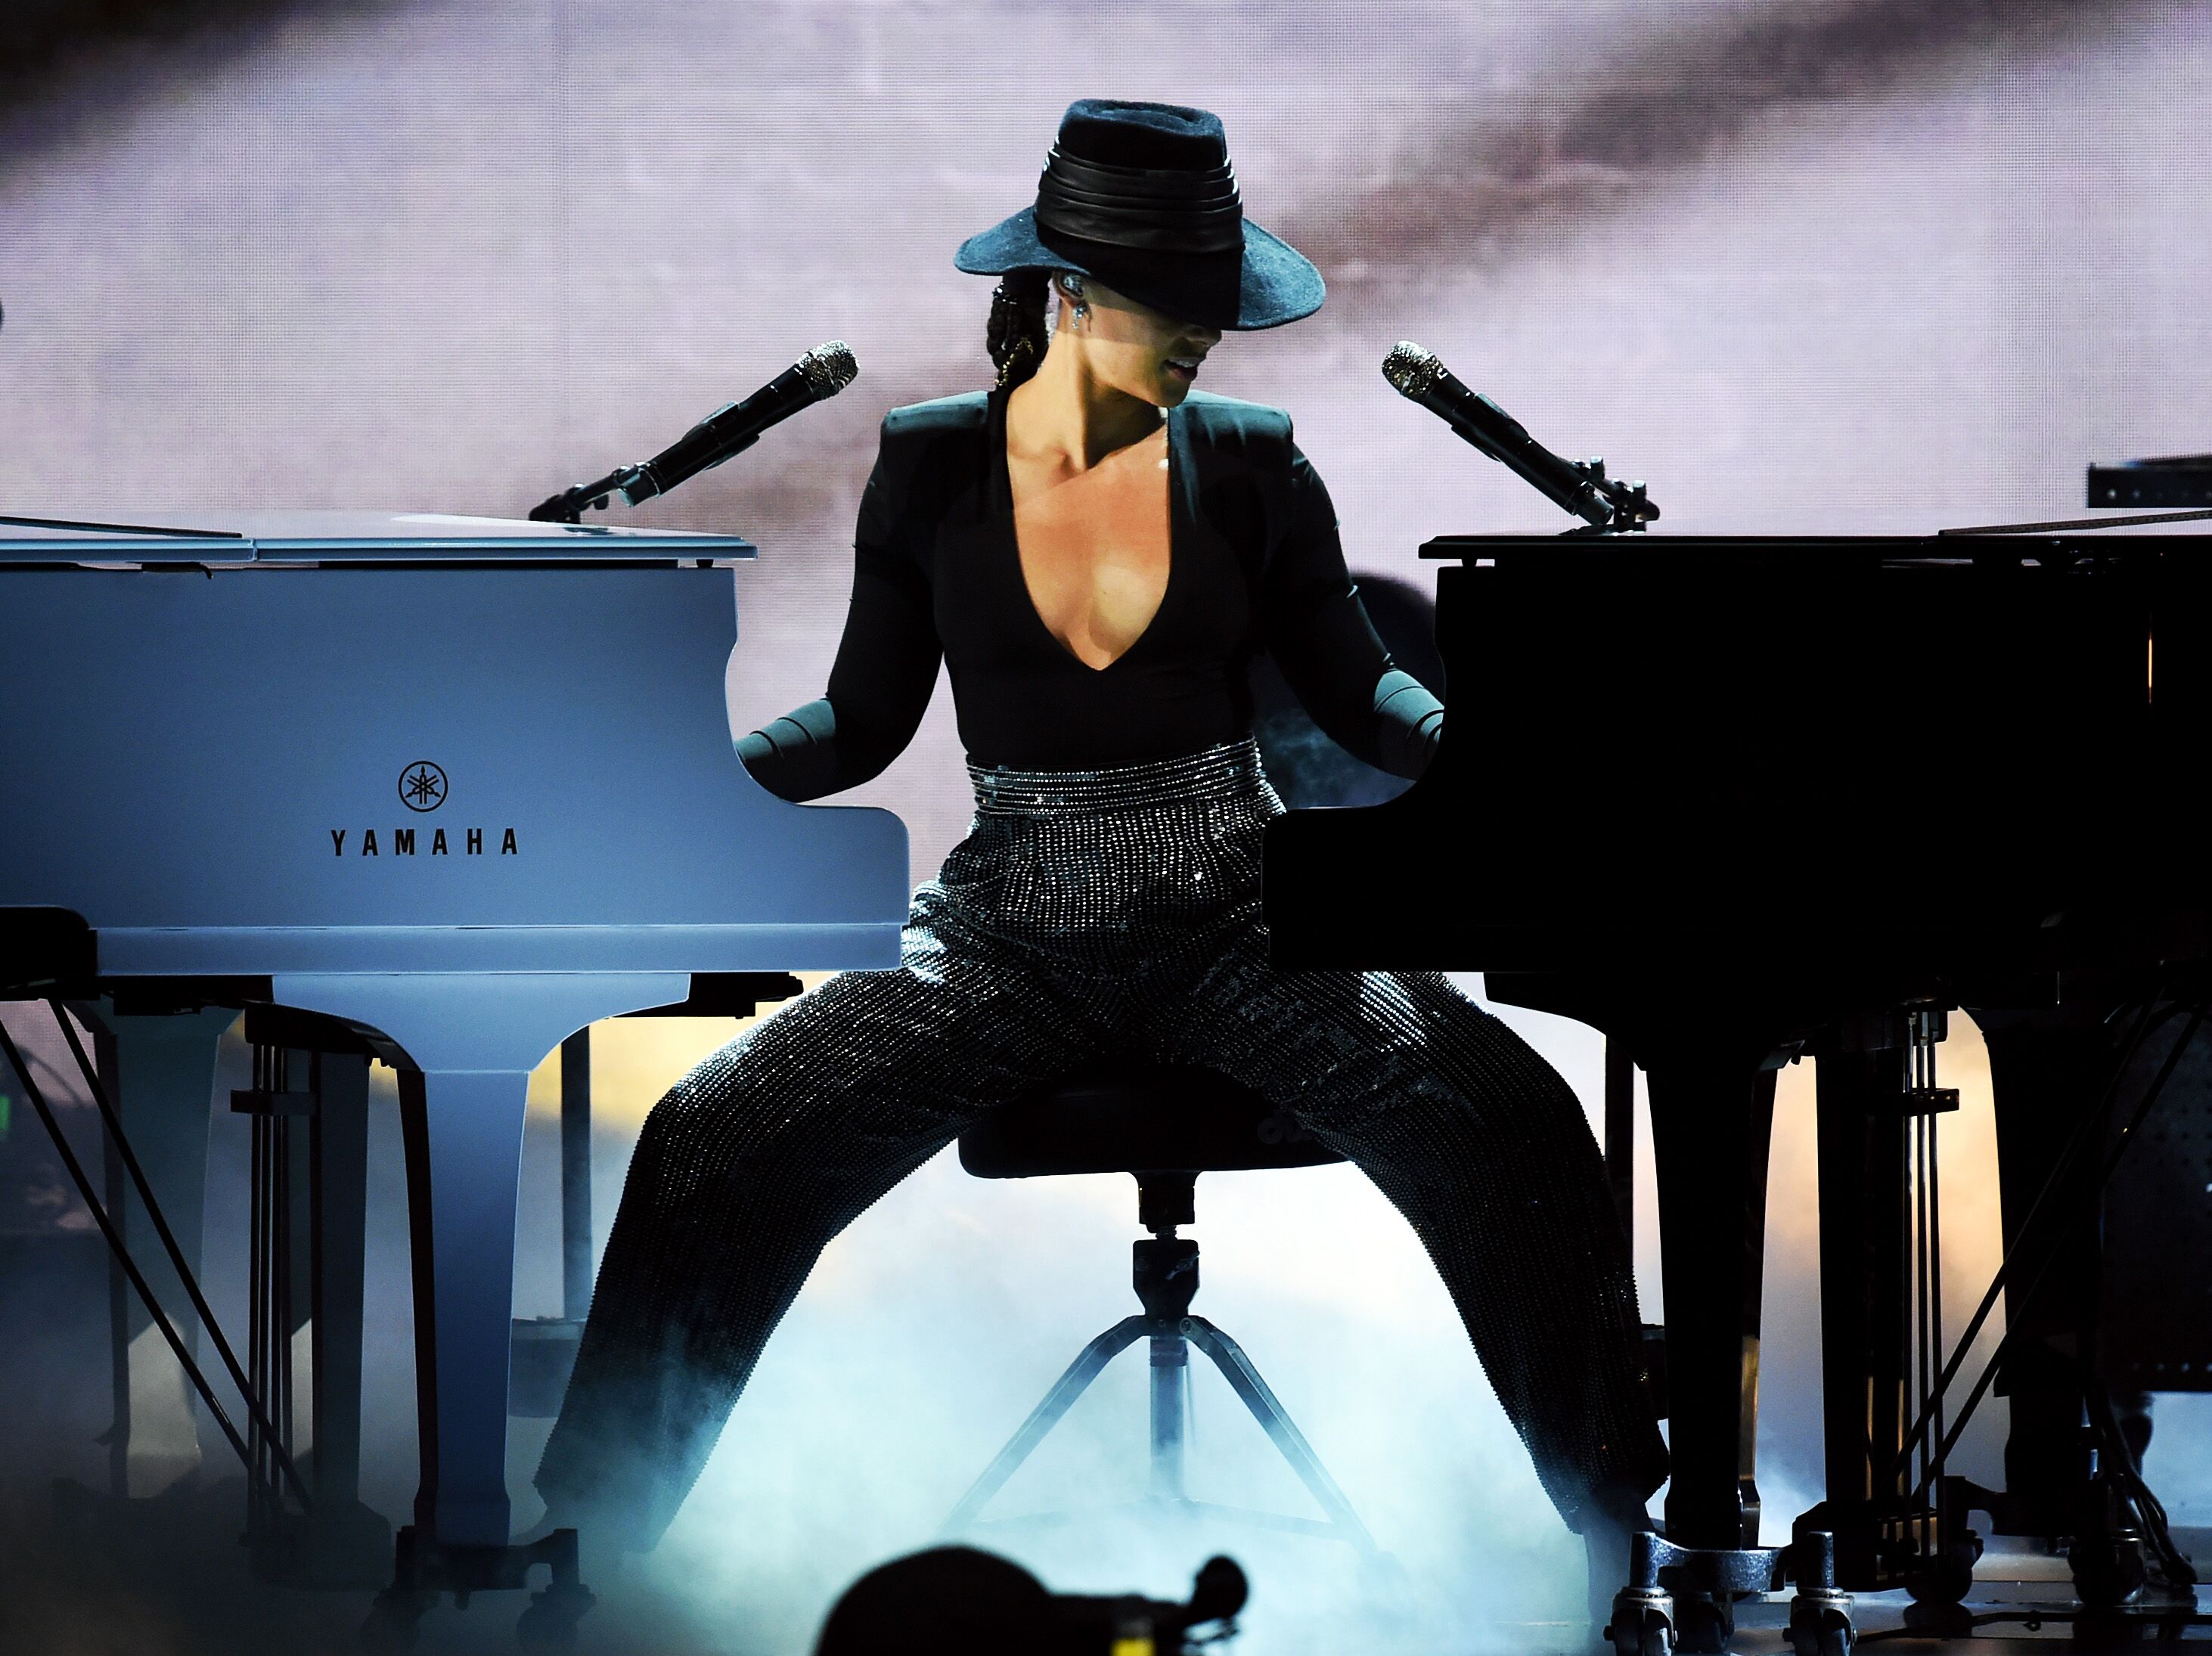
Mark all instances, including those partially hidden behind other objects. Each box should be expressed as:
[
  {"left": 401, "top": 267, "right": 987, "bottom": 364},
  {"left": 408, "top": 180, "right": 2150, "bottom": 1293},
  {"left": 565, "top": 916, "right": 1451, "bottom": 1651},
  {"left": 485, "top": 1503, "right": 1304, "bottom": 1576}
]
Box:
[{"left": 959, "top": 1064, "right": 1345, "bottom": 1179}]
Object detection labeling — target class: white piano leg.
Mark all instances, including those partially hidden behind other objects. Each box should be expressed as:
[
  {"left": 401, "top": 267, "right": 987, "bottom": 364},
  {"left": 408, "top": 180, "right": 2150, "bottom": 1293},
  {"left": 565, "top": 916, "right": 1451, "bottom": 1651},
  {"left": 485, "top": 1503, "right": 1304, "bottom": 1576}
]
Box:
[
  {"left": 75, "top": 1001, "right": 240, "bottom": 1499},
  {"left": 268, "top": 972, "right": 683, "bottom": 1550},
  {"left": 392, "top": 1065, "right": 531, "bottom": 1547}
]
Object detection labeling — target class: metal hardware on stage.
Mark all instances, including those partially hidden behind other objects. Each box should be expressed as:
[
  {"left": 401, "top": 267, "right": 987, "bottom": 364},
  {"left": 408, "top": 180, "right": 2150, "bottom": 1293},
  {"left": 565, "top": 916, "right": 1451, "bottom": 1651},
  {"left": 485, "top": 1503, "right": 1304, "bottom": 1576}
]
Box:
[
  {"left": 0, "top": 512, "right": 908, "bottom": 1637},
  {"left": 1264, "top": 511, "right": 2212, "bottom": 1650},
  {"left": 1610, "top": 1527, "right": 1854, "bottom": 1656},
  {"left": 229, "top": 1006, "right": 391, "bottom": 1586}
]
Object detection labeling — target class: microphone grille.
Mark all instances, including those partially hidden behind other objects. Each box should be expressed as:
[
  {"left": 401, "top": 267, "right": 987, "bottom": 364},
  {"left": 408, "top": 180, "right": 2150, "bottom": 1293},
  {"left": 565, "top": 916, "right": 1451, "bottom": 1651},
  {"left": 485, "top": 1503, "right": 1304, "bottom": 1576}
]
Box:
[
  {"left": 1381, "top": 340, "right": 1444, "bottom": 399},
  {"left": 799, "top": 340, "right": 859, "bottom": 398}
]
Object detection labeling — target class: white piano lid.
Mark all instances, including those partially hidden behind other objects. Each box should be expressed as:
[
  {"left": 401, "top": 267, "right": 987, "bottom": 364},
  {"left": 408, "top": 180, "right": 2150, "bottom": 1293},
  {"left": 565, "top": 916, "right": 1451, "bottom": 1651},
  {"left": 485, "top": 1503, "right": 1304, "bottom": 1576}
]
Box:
[{"left": 0, "top": 510, "right": 756, "bottom": 563}]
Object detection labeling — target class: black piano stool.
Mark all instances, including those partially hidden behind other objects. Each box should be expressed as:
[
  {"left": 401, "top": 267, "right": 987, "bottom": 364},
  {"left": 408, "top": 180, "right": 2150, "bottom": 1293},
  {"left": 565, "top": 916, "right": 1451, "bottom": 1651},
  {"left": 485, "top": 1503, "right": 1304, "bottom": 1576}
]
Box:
[{"left": 942, "top": 1064, "right": 1385, "bottom": 1561}]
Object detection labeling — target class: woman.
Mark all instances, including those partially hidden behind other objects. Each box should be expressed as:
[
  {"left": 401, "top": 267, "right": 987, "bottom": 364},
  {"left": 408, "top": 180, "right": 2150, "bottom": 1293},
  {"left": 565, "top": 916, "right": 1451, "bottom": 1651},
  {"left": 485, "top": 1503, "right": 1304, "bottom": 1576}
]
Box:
[{"left": 538, "top": 98, "right": 1663, "bottom": 1613}]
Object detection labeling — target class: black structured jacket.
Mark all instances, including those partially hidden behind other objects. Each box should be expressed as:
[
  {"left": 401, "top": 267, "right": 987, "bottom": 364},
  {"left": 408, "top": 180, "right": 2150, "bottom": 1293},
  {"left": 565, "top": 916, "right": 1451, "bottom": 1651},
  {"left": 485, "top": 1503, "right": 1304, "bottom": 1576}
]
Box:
[{"left": 738, "top": 384, "right": 1442, "bottom": 801}]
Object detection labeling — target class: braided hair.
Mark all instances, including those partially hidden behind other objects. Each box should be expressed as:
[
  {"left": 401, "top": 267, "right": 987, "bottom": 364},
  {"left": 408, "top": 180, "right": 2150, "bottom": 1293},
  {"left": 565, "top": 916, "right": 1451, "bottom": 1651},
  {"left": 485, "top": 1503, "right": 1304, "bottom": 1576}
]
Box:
[{"left": 986, "top": 269, "right": 1053, "bottom": 390}]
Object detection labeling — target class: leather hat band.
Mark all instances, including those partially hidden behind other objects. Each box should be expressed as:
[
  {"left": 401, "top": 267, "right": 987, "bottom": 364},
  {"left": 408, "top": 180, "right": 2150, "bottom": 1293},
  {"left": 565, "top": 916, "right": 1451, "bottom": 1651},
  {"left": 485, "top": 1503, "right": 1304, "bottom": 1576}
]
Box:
[{"left": 1033, "top": 145, "right": 1244, "bottom": 255}]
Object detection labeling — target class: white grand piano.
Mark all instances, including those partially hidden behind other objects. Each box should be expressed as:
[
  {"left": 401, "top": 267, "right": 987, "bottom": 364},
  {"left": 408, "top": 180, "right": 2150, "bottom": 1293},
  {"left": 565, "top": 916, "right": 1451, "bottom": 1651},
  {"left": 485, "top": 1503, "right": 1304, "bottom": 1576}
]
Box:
[{"left": 0, "top": 512, "right": 907, "bottom": 1584}]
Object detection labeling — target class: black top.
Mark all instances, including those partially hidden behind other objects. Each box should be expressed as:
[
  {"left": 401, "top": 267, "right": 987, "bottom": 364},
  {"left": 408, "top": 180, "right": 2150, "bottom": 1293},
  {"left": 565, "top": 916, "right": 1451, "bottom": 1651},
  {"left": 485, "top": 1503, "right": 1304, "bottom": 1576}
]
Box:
[{"left": 737, "top": 386, "right": 1444, "bottom": 801}]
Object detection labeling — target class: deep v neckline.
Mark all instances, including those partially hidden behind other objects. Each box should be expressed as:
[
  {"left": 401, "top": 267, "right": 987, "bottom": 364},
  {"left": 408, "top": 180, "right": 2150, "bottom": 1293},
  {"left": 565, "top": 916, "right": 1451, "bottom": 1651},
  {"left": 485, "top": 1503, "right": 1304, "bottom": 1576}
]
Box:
[{"left": 997, "top": 388, "right": 1180, "bottom": 675}]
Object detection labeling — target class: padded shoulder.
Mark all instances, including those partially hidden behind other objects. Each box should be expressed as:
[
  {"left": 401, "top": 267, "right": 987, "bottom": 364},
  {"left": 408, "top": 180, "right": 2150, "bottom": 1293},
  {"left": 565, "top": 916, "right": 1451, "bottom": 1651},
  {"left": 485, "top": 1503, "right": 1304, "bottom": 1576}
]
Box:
[
  {"left": 1177, "top": 392, "right": 1301, "bottom": 561},
  {"left": 1176, "top": 389, "right": 1294, "bottom": 462},
  {"left": 866, "top": 392, "right": 991, "bottom": 544},
  {"left": 882, "top": 390, "right": 991, "bottom": 440}
]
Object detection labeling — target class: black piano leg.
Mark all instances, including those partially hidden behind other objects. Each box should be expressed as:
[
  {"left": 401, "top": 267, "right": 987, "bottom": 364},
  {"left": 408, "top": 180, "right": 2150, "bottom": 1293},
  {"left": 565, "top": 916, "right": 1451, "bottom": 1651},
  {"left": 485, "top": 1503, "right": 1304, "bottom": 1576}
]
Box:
[
  {"left": 1648, "top": 1056, "right": 1776, "bottom": 1550},
  {"left": 1808, "top": 1046, "right": 1912, "bottom": 1589},
  {"left": 1641, "top": 1053, "right": 1782, "bottom": 1653}
]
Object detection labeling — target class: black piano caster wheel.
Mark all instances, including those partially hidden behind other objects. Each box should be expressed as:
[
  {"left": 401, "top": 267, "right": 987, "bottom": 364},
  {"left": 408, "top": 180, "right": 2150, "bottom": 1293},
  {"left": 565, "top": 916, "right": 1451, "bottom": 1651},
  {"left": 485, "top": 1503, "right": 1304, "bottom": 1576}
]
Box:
[
  {"left": 1610, "top": 1589, "right": 1677, "bottom": 1656},
  {"left": 1672, "top": 1592, "right": 1734, "bottom": 1655},
  {"left": 516, "top": 1580, "right": 597, "bottom": 1650},
  {"left": 1610, "top": 1607, "right": 1677, "bottom": 1656},
  {"left": 359, "top": 1588, "right": 431, "bottom": 1651},
  {"left": 1904, "top": 1554, "right": 1975, "bottom": 1607},
  {"left": 2070, "top": 1529, "right": 2148, "bottom": 1609},
  {"left": 1789, "top": 1599, "right": 1857, "bottom": 1656},
  {"left": 1900, "top": 1599, "right": 1975, "bottom": 1638}
]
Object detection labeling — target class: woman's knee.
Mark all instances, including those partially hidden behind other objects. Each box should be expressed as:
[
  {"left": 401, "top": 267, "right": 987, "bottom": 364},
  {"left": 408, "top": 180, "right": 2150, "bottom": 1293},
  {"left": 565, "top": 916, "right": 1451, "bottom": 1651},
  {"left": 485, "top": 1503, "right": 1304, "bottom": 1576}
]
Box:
[{"left": 629, "top": 1034, "right": 791, "bottom": 1167}]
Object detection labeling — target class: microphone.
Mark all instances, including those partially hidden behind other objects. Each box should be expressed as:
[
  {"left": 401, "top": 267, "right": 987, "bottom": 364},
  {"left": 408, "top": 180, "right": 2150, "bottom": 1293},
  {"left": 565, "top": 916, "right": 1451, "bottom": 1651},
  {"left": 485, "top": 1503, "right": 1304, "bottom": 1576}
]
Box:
[
  {"left": 1382, "top": 342, "right": 1654, "bottom": 529},
  {"left": 616, "top": 340, "right": 858, "bottom": 505}
]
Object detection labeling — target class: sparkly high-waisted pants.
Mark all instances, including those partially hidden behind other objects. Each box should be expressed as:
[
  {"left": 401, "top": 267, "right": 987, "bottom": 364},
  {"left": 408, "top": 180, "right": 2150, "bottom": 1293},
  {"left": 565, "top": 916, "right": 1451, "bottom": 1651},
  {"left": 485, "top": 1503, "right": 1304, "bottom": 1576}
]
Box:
[{"left": 536, "top": 740, "right": 1665, "bottom": 1543}]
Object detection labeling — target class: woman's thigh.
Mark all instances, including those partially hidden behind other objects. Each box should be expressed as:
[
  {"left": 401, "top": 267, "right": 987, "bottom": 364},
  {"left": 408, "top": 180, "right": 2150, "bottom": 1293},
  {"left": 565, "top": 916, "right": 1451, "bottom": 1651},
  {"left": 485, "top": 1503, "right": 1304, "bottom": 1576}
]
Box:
[
  {"left": 1143, "top": 929, "right": 1584, "bottom": 1142},
  {"left": 633, "top": 918, "right": 1114, "bottom": 1211}
]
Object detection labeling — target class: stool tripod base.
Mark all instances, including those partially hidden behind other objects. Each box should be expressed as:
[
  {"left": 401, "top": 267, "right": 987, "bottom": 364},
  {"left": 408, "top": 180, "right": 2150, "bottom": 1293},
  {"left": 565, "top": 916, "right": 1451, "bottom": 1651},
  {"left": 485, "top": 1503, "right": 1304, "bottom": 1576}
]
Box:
[{"left": 943, "top": 1310, "right": 1379, "bottom": 1558}]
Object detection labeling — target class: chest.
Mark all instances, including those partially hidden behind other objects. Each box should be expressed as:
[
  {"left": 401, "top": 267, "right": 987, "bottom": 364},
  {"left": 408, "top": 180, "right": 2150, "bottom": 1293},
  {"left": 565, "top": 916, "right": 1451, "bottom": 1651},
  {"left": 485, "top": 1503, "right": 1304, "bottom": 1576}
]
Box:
[
  {"left": 926, "top": 402, "right": 1262, "bottom": 684},
  {"left": 1007, "top": 430, "right": 1172, "bottom": 671}
]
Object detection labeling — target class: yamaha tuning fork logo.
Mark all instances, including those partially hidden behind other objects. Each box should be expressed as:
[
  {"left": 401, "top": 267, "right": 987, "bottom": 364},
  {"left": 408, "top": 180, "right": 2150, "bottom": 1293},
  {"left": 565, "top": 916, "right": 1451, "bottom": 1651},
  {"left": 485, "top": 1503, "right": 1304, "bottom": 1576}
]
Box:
[
  {"left": 399, "top": 761, "right": 448, "bottom": 812},
  {"left": 327, "top": 761, "right": 518, "bottom": 861}
]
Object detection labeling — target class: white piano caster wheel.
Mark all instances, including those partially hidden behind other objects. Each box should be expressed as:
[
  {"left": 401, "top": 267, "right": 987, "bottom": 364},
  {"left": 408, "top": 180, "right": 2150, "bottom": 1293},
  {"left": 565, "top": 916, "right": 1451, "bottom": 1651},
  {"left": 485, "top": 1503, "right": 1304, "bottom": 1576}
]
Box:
[{"left": 1611, "top": 1587, "right": 1677, "bottom": 1656}]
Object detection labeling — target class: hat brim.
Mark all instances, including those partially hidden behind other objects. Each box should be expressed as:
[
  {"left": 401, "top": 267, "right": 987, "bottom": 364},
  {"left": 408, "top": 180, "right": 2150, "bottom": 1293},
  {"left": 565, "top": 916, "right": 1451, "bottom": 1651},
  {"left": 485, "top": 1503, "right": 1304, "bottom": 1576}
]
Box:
[{"left": 954, "top": 206, "right": 1323, "bottom": 332}]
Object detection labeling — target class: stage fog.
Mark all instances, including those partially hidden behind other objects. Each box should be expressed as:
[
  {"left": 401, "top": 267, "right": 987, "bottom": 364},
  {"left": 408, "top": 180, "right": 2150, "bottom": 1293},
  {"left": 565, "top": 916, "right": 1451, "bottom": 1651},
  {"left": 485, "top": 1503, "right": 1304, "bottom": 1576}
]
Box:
[{"left": 2, "top": 1, "right": 2208, "bottom": 1651}]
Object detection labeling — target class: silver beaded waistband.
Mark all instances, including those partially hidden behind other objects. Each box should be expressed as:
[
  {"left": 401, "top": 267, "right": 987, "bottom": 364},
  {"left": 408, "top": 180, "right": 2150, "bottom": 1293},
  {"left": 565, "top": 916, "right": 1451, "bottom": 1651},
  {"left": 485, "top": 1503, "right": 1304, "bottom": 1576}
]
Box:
[{"left": 966, "top": 737, "right": 1267, "bottom": 816}]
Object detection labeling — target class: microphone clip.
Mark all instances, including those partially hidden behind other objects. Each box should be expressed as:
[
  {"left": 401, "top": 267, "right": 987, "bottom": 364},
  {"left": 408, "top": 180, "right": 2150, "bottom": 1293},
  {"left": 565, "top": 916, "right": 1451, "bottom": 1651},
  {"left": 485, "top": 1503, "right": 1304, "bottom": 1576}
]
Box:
[
  {"left": 526, "top": 470, "right": 627, "bottom": 526},
  {"left": 1566, "top": 456, "right": 1659, "bottom": 535}
]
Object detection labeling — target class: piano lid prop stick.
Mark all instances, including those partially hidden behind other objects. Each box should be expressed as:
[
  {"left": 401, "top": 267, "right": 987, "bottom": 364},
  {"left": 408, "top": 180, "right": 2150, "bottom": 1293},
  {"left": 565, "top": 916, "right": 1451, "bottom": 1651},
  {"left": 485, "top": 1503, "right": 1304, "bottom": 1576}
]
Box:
[{"left": 1382, "top": 341, "right": 1658, "bottom": 532}]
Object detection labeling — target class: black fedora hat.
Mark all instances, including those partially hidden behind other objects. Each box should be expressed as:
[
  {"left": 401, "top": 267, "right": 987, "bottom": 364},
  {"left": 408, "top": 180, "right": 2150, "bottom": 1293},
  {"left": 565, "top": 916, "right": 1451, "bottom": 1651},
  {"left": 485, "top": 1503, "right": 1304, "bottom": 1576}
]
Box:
[{"left": 955, "top": 99, "right": 1324, "bottom": 333}]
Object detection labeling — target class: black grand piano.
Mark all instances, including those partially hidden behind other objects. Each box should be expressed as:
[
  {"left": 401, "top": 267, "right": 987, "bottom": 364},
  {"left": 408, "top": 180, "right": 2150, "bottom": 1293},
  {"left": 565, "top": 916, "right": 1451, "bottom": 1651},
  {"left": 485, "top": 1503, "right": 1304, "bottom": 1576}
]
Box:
[{"left": 1266, "top": 511, "right": 2212, "bottom": 1651}]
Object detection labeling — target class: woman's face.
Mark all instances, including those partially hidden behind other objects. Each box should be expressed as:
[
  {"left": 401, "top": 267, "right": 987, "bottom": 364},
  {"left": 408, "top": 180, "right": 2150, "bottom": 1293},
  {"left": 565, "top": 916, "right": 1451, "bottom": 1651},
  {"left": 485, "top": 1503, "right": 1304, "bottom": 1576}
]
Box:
[{"left": 1060, "top": 274, "right": 1224, "bottom": 408}]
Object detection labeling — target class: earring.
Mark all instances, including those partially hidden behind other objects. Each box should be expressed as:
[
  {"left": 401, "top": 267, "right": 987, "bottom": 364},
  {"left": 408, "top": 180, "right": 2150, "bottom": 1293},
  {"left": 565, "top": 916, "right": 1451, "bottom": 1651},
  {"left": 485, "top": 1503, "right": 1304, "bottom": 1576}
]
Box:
[{"left": 1063, "top": 274, "right": 1089, "bottom": 327}]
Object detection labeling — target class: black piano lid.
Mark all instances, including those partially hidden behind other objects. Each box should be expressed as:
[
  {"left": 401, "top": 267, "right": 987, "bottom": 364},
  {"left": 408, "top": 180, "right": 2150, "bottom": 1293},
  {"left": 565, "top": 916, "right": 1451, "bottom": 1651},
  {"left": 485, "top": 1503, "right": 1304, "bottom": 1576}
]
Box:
[
  {"left": 0, "top": 510, "right": 756, "bottom": 566},
  {"left": 1422, "top": 504, "right": 2212, "bottom": 563}
]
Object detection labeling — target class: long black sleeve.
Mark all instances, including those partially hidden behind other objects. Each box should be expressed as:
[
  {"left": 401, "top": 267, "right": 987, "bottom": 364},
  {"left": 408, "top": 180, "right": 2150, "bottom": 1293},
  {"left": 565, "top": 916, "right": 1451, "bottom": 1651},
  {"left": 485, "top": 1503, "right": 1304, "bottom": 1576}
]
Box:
[
  {"left": 737, "top": 392, "right": 1443, "bottom": 795},
  {"left": 1259, "top": 448, "right": 1445, "bottom": 779},
  {"left": 737, "top": 447, "right": 943, "bottom": 802}
]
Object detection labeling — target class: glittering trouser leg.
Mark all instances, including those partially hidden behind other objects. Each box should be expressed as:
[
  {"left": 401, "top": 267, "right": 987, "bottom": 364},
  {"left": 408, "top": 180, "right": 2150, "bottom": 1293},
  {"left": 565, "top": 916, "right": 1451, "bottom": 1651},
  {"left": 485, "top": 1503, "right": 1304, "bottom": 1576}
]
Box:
[{"left": 535, "top": 740, "right": 1666, "bottom": 1543}]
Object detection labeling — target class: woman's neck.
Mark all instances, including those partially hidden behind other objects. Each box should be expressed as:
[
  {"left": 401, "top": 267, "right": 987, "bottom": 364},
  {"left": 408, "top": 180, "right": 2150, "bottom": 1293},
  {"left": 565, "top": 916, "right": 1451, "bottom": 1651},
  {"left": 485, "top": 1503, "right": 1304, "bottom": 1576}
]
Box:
[{"left": 1007, "top": 333, "right": 1165, "bottom": 472}]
